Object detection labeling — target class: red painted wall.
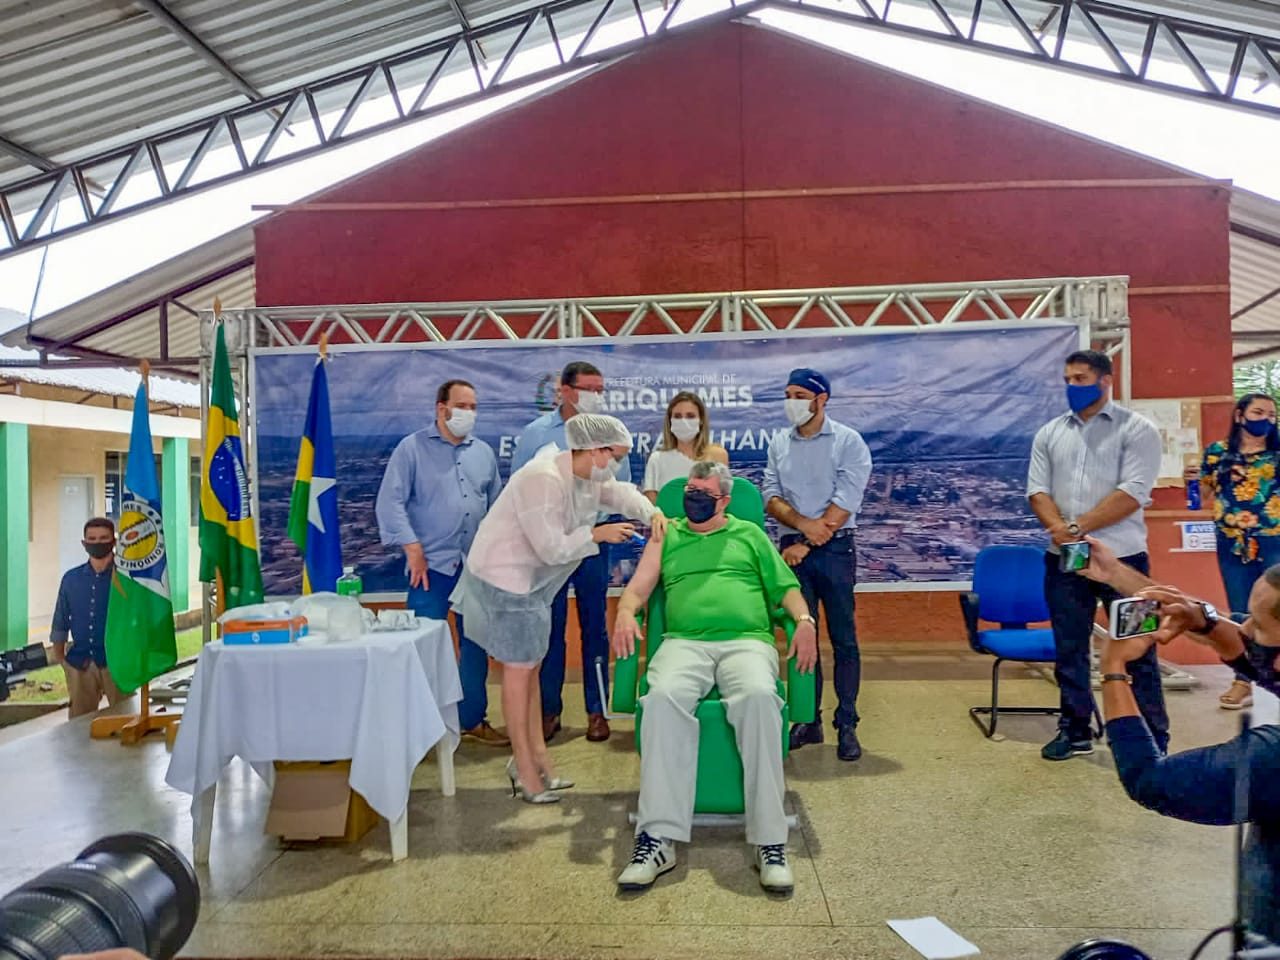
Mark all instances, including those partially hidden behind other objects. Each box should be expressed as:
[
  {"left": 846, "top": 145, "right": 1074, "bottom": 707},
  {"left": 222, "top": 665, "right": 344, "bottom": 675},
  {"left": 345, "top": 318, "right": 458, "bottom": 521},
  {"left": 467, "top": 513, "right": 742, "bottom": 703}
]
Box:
[
  {"left": 256, "top": 20, "right": 1231, "bottom": 392},
  {"left": 256, "top": 20, "right": 1235, "bottom": 657}
]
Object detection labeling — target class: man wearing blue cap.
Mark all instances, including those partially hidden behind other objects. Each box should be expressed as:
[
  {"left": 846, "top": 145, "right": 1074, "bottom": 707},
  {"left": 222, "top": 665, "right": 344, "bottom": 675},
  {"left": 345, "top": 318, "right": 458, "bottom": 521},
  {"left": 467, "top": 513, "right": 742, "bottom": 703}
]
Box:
[{"left": 762, "top": 368, "right": 873, "bottom": 761}]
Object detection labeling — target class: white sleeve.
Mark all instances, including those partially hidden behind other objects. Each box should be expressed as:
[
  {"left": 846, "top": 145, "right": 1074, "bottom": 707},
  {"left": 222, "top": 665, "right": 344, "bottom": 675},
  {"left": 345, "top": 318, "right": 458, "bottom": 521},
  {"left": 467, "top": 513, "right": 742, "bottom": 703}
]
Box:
[
  {"left": 509, "top": 470, "right": 598, "bottom": 567},
  {"left": 598, "top": 479, "right": 657, "bottom": 522},
  {"left": 643, "top": 452, "right": 659, "bottom": 493}
]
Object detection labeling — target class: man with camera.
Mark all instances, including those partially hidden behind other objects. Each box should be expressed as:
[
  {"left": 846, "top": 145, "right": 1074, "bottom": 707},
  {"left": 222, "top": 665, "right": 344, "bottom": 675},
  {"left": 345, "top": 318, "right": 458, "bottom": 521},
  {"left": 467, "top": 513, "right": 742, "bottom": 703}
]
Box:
[
  {"left": 1027, "top": 349, "right": 1169, "bottom": 761},
  {"left": 1079, "top": 536, "right": 1280, "bottom": 944}
]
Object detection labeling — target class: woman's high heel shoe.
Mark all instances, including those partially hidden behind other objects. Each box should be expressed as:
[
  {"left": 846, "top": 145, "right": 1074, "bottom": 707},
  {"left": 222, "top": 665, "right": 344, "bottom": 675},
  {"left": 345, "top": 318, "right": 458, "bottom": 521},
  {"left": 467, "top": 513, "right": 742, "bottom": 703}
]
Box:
[
  {"left": 541, "top": 771, "right": 575, "bottom": 791},
  {"left": 506, "top": 758, "right": 560, "bottom": 804}
]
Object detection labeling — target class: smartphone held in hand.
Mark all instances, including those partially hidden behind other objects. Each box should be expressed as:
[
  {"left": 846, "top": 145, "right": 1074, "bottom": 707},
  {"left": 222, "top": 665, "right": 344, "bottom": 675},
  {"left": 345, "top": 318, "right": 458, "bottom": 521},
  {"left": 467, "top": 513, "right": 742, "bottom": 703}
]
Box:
[
  {"left": 1110, "top": 597, "right": 1161, "bottom": 639},
  {"left": 1059, "top": 540, "right": 1091, "bottom": 572}
]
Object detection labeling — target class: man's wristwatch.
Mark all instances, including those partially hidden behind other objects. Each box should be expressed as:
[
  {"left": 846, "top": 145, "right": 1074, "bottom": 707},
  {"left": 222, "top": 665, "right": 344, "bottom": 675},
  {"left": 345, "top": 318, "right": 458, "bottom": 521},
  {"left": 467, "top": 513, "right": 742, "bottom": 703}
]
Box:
[
  {"left": 1101, "top": 673, "right": 1132, "bottom": 685},
  {"left": 1191, "top": 602, "right": 1220, "bottom": 636},
  {"left": 796, "top": 615, "right": 816, "bottom": 627},
  {"left": 1066, "top": 522, "right": 1082, "bottom": 537}
]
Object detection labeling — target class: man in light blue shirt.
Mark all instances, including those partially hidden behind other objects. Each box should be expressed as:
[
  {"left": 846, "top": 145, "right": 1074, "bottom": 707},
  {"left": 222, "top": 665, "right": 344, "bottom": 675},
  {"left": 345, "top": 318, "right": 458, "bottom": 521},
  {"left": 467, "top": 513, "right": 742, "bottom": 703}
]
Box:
[
  {"left": 1027, "top": 349, "right": 1168, "bottom": 762},
  {"left": 762, "top": 367, "right": 873, "bottom": 762},
  {"left": 376, "top": 379, "right": 506, "bottom": 745},
  {"left": 512, "top": 360, "right": 631, "bottom": 743}
]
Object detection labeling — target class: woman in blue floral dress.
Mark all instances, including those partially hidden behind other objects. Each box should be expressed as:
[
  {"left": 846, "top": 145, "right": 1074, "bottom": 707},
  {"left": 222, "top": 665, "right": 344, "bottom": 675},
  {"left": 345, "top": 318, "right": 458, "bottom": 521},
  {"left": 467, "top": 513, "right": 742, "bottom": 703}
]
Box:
[{"left": 1201, "top": 392, "right": 1280, "bottom": 708}]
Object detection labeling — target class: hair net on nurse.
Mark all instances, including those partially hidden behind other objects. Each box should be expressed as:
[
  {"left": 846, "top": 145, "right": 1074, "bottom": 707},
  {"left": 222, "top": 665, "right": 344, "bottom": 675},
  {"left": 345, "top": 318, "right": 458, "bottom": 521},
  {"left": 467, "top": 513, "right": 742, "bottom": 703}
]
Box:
[{"left": 565, "top": 413, "right": 633, "bottom": 451}]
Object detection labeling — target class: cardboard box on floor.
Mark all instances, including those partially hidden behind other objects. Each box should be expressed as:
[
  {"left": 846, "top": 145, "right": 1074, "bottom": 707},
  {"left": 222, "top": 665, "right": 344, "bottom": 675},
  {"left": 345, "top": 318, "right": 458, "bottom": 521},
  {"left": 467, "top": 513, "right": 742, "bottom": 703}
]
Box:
[{"left": 265, "top": 761, "right": 380, "bottom": 843}]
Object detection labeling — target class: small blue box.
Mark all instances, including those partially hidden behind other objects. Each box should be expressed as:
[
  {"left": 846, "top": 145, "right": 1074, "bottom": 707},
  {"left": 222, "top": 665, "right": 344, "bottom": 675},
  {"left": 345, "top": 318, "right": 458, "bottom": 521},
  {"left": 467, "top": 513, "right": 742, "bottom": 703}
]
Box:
[{"left": 222, "top": 616, "right": 308, "bottom": 645}]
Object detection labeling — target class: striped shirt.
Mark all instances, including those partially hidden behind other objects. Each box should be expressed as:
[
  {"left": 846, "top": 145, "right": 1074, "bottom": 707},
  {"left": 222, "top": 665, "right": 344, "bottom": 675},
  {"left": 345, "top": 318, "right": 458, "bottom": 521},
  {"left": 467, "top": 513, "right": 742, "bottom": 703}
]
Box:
[{"left": 1026, "top": 401, "right": 1161, "bottom": 557}]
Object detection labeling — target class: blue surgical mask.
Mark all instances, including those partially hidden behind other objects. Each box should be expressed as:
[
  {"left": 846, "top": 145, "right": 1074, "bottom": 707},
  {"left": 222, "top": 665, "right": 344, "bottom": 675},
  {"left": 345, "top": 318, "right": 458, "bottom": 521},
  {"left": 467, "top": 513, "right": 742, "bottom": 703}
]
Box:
[
  {"left": 683, "top": 489, "right": 719, "bottom": 524},
  {"left": 1243, "top": 417, "right": 1274, "bottom": 438},
  {"left": 1066, "top": 383, "right": 1103, "bottom": 413}
]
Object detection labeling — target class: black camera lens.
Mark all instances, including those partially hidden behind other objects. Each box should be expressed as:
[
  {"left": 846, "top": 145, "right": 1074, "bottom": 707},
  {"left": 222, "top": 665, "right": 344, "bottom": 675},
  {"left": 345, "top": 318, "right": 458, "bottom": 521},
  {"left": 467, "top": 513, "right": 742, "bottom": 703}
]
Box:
[
  {"left": 1057, "top": 940, "right": 1154, "bottom": 960},
  {"left": 0, "top": 833, "right": 199, "bottom": 960}
]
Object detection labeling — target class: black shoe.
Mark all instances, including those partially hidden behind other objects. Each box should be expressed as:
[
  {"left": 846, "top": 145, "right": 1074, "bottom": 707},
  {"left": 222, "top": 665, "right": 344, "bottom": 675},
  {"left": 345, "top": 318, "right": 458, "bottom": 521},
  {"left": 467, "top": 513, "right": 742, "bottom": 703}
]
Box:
[
  {"left": 789, "top": 719, "right": 824, "bottom": 750},
  {"left": 1041, "top": 730, "right": 1094, "bottom": 761},
  {"left": 837, "top": 725, "right": 861, "bottom": 762}
]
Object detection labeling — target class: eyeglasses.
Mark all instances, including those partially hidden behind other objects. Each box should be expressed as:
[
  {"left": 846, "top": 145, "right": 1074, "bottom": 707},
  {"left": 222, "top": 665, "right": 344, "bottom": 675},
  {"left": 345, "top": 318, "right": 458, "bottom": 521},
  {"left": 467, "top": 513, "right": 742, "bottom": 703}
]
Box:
[{"left": 683, "top": 486, "right": 722, "bottom": 497}]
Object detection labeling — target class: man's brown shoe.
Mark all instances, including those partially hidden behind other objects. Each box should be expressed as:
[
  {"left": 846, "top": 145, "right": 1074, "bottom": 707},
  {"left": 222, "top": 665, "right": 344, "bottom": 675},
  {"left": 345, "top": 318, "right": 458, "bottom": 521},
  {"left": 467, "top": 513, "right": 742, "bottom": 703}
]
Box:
[
  {"left": 586, "top": 713, "right": 611, "bottom": 742},
  {"left": 542, "top": 714, "right": 562, "bottom": 742},
  {"left": 461, "top": 721, "right": 510, "bottom": 746}
]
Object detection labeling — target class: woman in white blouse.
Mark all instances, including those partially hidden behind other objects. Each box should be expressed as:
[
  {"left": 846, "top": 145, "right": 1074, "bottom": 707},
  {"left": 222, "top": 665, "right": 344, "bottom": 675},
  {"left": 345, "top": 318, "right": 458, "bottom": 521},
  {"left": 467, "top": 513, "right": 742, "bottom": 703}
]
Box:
[
  {"left": 453, "top": 414, "right": 664, "bottom": 803},
  {"left": 642, "top": 391, "right": 730, "bottom": 503}
]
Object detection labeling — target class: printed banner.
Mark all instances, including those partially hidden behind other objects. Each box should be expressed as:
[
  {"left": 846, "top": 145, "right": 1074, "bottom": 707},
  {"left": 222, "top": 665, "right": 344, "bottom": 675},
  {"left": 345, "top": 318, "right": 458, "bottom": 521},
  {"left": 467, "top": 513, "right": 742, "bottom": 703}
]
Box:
[{"left": 253, "top": 324, "right": 1079, "bottom": 595}]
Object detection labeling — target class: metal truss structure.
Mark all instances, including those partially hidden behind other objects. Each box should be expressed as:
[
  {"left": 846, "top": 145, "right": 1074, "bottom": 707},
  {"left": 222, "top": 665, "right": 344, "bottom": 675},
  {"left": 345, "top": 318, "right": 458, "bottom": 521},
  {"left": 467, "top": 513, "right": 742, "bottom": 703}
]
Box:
[
  {"left": 206, "top": 276, "right": 1128, "bottom": 359},
  {"left": 2, "top": 0, "right": 1278, "bottom": 259}
]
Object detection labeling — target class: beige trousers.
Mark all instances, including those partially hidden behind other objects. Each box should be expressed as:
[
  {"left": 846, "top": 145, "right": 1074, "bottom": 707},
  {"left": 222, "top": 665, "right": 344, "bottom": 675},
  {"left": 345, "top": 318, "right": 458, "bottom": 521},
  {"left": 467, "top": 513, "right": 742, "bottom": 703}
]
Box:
[
  {"left": 636, "top": 638, "right": 787, "bottom": 846},
  {"left": 63, "top": 662, "right": 126, "bottom": 719}
]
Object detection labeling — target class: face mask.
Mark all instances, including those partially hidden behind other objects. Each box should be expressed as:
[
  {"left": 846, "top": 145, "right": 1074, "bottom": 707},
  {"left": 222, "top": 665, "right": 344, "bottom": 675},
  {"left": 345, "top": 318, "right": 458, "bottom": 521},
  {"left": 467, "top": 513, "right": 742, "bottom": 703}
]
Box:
[
  {"left": 589, "top": 453, "right": 617, "bottom": 482},
  {"left": 683, "top": 489, "right": 719, "bottom": 524},
  {"left": 574, "top": 390, "right": 605, "bottom": 415},
  {"left": 84, "top": 542, "right": 113, "bottom": 559},
  {"left": 445, "top": 408, "right": 476, "bottom": 437},
  {"left": 1242, "top": 417, "right": 1274, "bottom": 438},
  {"left": 1066, "top": 383, "right": 1104, "bottom": 413},
  {"left": 784, "top": 398, "right": 814, "bottom": 427},
  {"left": 670, "top": 417, "right": 700, "bottom": 442}
]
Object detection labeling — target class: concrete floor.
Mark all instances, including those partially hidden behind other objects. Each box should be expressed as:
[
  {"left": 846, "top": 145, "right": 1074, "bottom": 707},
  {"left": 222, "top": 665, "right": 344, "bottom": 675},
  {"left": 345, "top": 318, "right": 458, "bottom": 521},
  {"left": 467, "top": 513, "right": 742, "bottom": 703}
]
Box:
[{"left": 0, "top": 649, "right": 1245, "bottom": 960}]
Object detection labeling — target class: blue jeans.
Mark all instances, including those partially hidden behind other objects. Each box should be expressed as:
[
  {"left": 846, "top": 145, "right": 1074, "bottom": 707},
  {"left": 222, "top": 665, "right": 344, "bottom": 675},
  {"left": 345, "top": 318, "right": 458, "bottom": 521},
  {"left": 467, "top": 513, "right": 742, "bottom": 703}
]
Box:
[
  {"left": 785, "top": 533, "right": 860, "bottom": 729},
  {"left": 1217, "top": 532, "right": 1280, "bottom": 682},
  {"left": 407, "top": 569, "right": 491, "bottom": 731},
  {"left": 1216, "top": 532, "right": 1280, "bottom": 616},
  {"left": 1043, "top": 551, "right": 1169, "bottom": 748},
  {"left": 542, "top": 546, "right": 610, "bottom": 717}
]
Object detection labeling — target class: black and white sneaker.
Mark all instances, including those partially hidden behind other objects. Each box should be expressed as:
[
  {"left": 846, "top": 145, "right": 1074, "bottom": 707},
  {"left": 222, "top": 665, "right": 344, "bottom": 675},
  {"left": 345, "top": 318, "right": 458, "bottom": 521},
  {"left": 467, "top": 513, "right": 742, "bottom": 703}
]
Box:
[
  {"left": 617, "top": 831, "right": 676, "bottom": 891},
  {"left": 1041, "top": 730, "right": 1094, "bottom": 761},
  {"left": 754, "top": 843, "right": 794, "bottom": 894}
]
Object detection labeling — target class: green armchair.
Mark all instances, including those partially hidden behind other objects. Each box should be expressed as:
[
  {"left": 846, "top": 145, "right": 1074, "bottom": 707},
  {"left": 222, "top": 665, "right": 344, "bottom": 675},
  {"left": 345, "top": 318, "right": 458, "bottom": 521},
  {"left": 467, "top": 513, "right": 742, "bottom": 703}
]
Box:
[{"left": 612, "top": 476, "right": 816, "bottom": 816}]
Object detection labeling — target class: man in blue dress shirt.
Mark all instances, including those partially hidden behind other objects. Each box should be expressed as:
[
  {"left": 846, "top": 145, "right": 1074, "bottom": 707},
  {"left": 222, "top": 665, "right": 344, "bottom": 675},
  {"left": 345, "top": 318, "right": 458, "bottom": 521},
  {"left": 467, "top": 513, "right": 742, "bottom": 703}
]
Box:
[
  {"left": 762, "top": 368, "right": 873, "bottom": 762},
  {"left": 377, "top": 379, "right": 506, "bottom": 745},
  {"left": 51, "top": 517, "right": 126, "bottom": 719},
  {"left": 512, "top": 359, "right": 629, "bottom": 743}
]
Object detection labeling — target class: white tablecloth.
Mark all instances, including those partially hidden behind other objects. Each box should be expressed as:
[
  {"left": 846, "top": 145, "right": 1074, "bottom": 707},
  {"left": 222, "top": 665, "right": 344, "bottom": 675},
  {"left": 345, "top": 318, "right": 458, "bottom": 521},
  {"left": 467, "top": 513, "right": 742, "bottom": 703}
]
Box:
[{"left": 166, "top": 621, "right": 460, "bottom": 823}]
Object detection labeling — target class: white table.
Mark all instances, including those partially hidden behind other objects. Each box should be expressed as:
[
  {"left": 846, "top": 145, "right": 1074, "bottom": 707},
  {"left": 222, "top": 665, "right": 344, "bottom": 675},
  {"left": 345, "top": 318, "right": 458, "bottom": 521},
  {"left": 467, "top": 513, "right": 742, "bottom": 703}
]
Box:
[{"left": 166, "top": 621, "right": 461, "bottom": 863}]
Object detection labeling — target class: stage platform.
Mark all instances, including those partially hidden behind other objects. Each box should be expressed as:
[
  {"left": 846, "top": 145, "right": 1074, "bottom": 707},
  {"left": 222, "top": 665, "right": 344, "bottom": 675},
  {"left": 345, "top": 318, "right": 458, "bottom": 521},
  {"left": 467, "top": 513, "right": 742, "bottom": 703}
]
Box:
[{"left": 0, "top": 648, "right": 1244, "bottom": 960}]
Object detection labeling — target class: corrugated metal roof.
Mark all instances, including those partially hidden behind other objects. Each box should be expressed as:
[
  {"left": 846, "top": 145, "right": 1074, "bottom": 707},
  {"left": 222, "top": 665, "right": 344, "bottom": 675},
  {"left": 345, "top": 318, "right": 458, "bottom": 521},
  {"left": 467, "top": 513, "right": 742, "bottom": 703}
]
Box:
[
  {"left": 1231, "top": 188, "right": 1280, "bottom": 361},
  {"left": 2, "top": 0, "right": 1278, "bottom": 192},
  {"left": 0, "top": 0, "right": 458, "bottom": 186},
  {"left": 3, "top": 5, "right": 1279, "bottom": 368},
  {"left": 0, "top": 344, "right": 201, "bottom": 407},
  {"left": 0, "top": 225, "right": 256, "bottom": 363},
  {"left": 0, "top": 0, "right": 624, "bottom": 191}
]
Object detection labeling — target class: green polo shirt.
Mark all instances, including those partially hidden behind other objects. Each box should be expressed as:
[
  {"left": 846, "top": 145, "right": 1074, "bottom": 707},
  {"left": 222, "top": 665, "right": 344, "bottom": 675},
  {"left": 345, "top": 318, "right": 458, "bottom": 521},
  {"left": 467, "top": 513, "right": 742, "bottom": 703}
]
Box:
[{"left": 660, "top": 516, "right": 799, "bottom": 642}]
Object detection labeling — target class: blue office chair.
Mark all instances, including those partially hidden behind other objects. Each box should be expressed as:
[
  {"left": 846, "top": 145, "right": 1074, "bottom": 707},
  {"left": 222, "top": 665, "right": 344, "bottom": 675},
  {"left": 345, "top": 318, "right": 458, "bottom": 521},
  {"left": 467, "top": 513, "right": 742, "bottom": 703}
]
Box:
[{"left": 960, "top": 545, "right": 1100, "bottom": 738}]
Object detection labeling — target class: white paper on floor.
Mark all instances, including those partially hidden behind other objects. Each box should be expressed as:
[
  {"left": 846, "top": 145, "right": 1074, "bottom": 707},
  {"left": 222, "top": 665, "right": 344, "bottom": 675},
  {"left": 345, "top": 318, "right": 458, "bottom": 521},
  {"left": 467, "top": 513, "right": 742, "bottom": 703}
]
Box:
[{"left": 887, "top": 917, "right": 980, "bottom": 959}]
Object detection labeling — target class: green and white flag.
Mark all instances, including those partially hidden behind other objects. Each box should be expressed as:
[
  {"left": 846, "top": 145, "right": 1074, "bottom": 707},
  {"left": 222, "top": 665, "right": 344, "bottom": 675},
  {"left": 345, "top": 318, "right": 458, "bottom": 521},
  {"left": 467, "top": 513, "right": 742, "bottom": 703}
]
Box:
[{"left": 105, "top": 381, "right": 177, "bottom": 693}]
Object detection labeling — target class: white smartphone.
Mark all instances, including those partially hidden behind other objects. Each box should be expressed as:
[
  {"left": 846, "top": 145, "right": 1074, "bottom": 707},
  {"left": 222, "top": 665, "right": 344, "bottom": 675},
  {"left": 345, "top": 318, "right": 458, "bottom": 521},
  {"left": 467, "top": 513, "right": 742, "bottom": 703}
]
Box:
[{"left": 1109, "top": 597, "right": 1161, "bottom": 640}]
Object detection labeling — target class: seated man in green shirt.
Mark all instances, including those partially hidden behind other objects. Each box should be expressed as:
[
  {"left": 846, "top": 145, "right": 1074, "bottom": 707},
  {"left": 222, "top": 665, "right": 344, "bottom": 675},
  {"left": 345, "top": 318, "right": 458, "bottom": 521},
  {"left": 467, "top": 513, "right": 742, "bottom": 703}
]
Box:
[{"left": 610, "top": 461, "right": 818, "bottom": 894}]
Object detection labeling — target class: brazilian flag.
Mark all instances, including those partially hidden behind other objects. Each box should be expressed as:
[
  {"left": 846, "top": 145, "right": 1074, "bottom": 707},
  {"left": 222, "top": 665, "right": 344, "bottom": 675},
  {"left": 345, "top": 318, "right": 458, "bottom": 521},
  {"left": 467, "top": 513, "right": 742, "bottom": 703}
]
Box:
[
  {"left": 199, "top": 324, "right": 264, "bottom": 608},
  {"left": 287, "top": 356, "right": 342, "bottom": 593},
  {"left": 105, "top": 382, "right": 178, "bottom": 692}
]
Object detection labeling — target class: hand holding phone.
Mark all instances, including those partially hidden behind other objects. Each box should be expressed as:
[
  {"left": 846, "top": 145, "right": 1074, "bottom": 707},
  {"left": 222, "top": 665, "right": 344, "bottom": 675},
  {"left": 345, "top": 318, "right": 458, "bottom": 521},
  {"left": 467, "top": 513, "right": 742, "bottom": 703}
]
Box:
[
  {"left": 1109, "top": 597, "right": 1162, "bottom": 639},
  {"left": 1059, "top": 540, "right": 1091, "bottom": 573}
]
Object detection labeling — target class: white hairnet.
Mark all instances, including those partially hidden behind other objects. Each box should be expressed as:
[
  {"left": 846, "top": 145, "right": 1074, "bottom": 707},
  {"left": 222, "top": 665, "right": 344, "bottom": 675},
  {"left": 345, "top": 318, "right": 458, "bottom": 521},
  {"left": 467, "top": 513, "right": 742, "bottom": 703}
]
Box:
[{"left": 565, "top": 413, "right": 633, "bottom": 451}]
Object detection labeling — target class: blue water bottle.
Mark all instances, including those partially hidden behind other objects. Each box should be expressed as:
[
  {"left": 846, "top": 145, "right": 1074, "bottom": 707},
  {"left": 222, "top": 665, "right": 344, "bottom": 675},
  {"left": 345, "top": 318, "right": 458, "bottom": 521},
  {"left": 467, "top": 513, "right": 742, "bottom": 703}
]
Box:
[{"left": 1186, "top": 478, "right": 1201, "bottom": 511}]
